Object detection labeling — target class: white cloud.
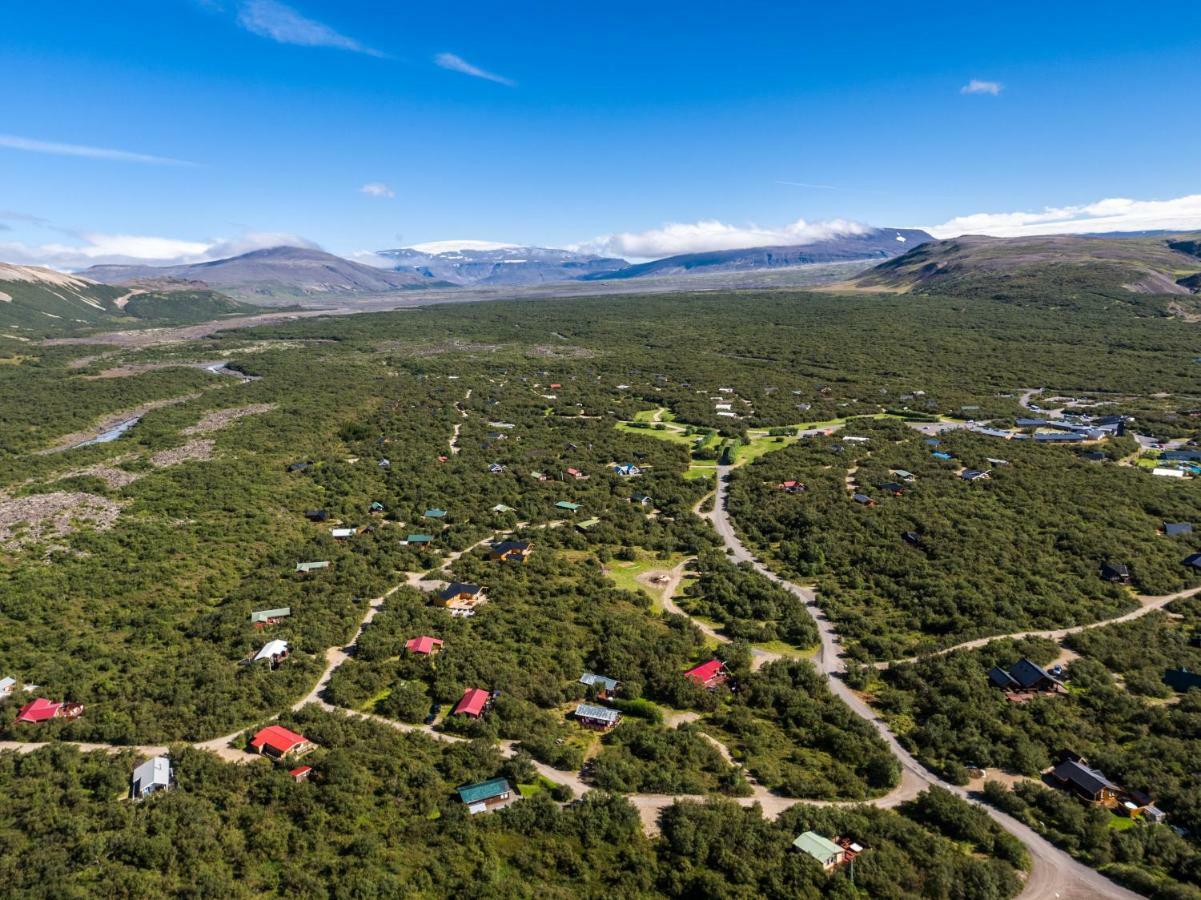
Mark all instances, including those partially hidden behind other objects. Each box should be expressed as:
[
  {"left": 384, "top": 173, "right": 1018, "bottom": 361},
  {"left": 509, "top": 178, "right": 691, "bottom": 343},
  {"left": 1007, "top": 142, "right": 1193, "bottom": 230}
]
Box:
[
  {"left": 236, "top": 0, "right": 384, "bottom": 56},
  {"left": 0, "top": 231, "right": 321, "bottom": 271},
  {"left": 572, "top": 218, "right": 872, "bottom": 260},
  {"left": 925, "top": 194, "right": 1201, "bottom": 238},
  {"left": 960, "top": 79, "right": 1002, "bottom": 96},
  {"left": 434, "top": 53, "right": 515, "bottom": 86},
  {"left": 0, "top": 134, "right": 194, "bottom": 166},
  {"left": 359, "top": 182, "right": 395, "bottom": 199}
]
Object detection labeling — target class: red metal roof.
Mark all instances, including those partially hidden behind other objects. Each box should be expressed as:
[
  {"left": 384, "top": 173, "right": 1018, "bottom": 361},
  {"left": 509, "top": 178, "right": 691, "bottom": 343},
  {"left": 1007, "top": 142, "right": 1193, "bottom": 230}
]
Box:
[
  {"left": 453, "top": 687, "right": 490, "bottom": 717},
  {"left": 249, "top": 724, "right": 309, "bottom": 755},
  {"left": 289, "top": 765, "right": 313, "bottom": 778},
  {"left": 684, "top": 659, "right": 726, "bottom": 684},
  {"left": 406, "top": 636, "right": 444, "bottom": 655},
  {"left": 16, "top": 698, "right": 62, "bottom": 723}
]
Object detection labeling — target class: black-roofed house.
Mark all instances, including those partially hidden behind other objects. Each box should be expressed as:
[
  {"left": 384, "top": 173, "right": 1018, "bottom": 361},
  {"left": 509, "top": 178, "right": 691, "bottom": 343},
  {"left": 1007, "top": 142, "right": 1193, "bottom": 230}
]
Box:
[
  {"left": 1051, "top": 760, "right": 1121, "bottom": 805},
  {"left": 961, "top": 469, "right": 991, "bottom": 482},
  {"left": 1100, "top": 562, "right": 1131, "bottom": 584},
  {"left": 852, "top": 493, "right": 875, "bottom": 507},
  {"left": 1183, "top": 553, "right": 1201, "bottom": 571},
  {"left": 1164, "top": 668, "right": 1201, "bottom": 693},
  {"left": 878, "top": 482, "right": 906, "bottom": 496},
  {"left": 490, "top": 540, "right": 532, "bottom": 563},
  {"left": 988, "top": 658, "right": 1065, "bottom": 698},
  {"left": 438, "top": 582, "right": 485, "bottom": 617},
  {"left": 304, "top": 509, "right": 328, "bottom": 522},
  {"left": 902, "top": 531, "right": 923, "bottom": 547}
]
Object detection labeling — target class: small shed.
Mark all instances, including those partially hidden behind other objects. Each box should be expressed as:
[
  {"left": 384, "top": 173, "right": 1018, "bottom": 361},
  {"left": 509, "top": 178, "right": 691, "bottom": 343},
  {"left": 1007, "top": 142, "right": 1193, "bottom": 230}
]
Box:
[
  {"left": 295, "top": 560, "right": 330, "bottom": 574},
  {"left": 131, "top": 756, "right": 172, "bottom": 799},
  {"left": 1100, "top": 562, "right": 1131, "bottom": 584}
]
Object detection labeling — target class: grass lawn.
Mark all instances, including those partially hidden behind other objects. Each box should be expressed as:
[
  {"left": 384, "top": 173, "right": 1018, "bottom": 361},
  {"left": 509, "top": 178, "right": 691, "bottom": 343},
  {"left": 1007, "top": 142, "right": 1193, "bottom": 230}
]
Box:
[
  {"left": 615, "top": 421, "right": 697, "bottom": 446},
  {"left": 603, "top": 551, "right": 687, "bottom": 611},
  {"left": 685, "top": 464, "right": 718, "bottom": 481},
  {"left": 360, "top": 687, "right": 393, "bottom": 712},
  {"left": 1107, "top": 814, "right": 1138, "bottom": 831},
  {"left": 753, "top": 639, "right": 817, "bottom": 659},
  {"left": 731, "top": 434, "right": 798, "bottom": 466},
  {"left": 632, "top": 407, "right": 675, "bottom": 423}
]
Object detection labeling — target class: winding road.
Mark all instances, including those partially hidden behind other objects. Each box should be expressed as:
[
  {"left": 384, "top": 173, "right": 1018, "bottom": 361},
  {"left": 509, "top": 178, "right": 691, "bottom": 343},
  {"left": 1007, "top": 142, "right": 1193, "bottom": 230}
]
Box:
[
  {"left": 0, "top": 408, "right": 1163, "bottom": 898},
  {"left": 706, "top": 464, "right": 1142, "bottom": 900}
]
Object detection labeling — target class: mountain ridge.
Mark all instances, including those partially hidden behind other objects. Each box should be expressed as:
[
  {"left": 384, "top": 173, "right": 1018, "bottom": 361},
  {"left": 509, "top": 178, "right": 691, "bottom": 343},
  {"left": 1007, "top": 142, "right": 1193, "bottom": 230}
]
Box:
[
  {"left": 82, "top": 246, "right": 447, "bottom": 303},
  {"left": 376, "top": 245, "right": 628, "bottom": 286},
  {"left": 580, "top": 228, "right": 934, "bottom": 279}
]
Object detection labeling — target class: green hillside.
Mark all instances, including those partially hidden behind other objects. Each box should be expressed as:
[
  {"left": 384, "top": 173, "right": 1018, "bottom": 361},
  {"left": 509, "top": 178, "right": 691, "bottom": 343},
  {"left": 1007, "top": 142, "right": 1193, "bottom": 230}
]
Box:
[
  {"left": 0, "top": 264, "right": 260, "bottom": 337},
  {"left": 851, "top": 232, "right": 1201, "bottom": 310}
]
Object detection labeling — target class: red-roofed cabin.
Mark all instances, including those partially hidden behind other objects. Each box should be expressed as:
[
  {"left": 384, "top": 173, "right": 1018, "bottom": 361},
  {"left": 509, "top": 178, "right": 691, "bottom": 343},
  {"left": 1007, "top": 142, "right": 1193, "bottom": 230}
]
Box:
[
  {"left": 684, "top": 659, "right": 728, "bottom": 689},
  {"left": 453, "top": 687, "right": 491, "bottom": 718},
  {"left": 549, "top": 383, "right": 561, "bottom": 389},
  {"left": 16, "top": 698, "right": 63, "bottom": 724},
  {"left": 777, "top": 480, "right": 806, "bottom": 493},
  {"left": 406, "top": 636, "right": 444, "bottom": 656},
  {"left": 289, "top": 765, "right": 313, "bottom": 783},
  {"left": 249, "top": 725, "right": 314, "bottom": 761}
]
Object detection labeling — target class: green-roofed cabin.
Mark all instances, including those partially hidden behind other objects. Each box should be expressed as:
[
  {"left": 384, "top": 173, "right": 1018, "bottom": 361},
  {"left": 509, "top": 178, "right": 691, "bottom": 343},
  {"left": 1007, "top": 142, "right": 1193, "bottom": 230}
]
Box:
[
  {"left": 793, "top": 832, "right": 846, "bottom": 871},
  {"left": 456, "top": 777, "right": 514, "bottom": 814},
  {"left": 406, "top": 534, "right": 434, "bottom": 544},
  {"left": 556, "top": 501, "right": 581, "bottom": 512},
  {"left": 251, "top": 607, "right": 291, "bottom": 626},
  {"left": 424, "top": 508, "right": 447, "bottom": 519},
  {"left": 576, "top": 517, "right": 601, "bottom": 532}
]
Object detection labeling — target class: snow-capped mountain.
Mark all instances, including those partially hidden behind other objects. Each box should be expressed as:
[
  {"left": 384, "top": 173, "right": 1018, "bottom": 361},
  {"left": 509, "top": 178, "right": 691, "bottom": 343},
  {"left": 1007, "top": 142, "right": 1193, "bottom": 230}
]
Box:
[{"left": 376, "top": 244, "right": 629, "bottom": 286}]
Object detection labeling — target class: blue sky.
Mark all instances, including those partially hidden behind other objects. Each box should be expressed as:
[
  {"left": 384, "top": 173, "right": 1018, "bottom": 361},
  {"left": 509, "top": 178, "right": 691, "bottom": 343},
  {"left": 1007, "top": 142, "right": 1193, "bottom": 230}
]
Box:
[{"left": 2, "top": 0, "right": 1200, "bottom": 267}]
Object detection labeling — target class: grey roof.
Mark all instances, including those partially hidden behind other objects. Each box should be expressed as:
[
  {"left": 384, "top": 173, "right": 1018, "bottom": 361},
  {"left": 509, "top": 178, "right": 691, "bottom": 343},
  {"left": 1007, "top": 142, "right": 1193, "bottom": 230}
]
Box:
[
  {"left": 1164, "top": 522, "right": 1193, "bottom": 536},
  {"left": 1053, "top": 759, "right": 1117, "bottom": 795},
  {"left": 579, "top": 672, "right": 619, "bottom": 692},
  {"left": 132, "top": 756, "right": 172, "bottom": 795},
  {"left": 0, "top": 676, "right": 15, "bottom": 695},
  {"left": 574, "top": 703, "right": 620, "bottom": 724},
  {"left": 852, "top": 493, "right": 872, "bottom": 504}
]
